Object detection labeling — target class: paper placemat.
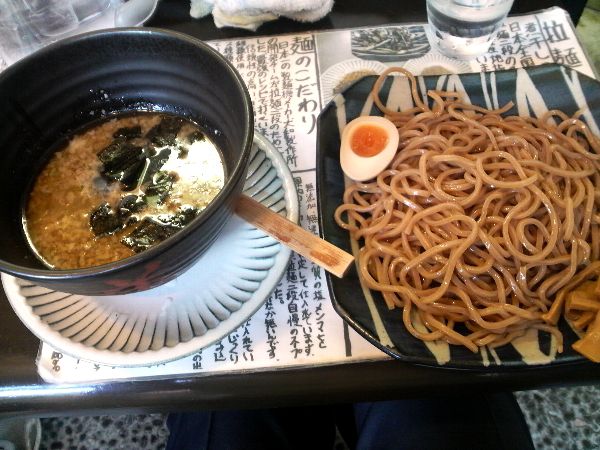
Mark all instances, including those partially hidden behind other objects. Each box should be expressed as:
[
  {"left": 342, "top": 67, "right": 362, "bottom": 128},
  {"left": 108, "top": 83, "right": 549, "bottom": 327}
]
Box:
[{"left": 24, "top": 7, "right": 596, "bottom": 383}]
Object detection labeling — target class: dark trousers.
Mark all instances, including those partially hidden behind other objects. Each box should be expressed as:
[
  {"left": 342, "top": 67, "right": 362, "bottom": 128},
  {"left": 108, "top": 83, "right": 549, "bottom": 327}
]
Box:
[{"left": 166, "top": 392, "right": 534, "bottom": 450}]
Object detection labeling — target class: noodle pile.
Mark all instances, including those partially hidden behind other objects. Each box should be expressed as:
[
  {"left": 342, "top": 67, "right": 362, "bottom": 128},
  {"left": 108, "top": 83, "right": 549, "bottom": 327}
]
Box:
[{"left": 335, "top": 68, "right": 600, "bottom": 353}]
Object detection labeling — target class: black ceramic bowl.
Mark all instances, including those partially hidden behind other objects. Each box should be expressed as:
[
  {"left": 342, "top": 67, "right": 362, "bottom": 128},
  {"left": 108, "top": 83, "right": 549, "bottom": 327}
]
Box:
[{"left": 0, "top": 28, "right": 254, "bottom": 296}]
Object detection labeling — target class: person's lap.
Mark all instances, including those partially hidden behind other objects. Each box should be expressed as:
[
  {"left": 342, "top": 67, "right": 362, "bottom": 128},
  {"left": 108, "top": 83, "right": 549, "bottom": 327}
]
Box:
[{"left": 166, "top": 392, "right": 534, "bottom": 450}]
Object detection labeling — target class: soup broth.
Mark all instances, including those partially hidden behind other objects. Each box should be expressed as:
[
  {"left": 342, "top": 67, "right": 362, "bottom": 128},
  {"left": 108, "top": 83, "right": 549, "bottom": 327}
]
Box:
[{"left": 24, "top": 113, "right": 225, "bottom": 270}]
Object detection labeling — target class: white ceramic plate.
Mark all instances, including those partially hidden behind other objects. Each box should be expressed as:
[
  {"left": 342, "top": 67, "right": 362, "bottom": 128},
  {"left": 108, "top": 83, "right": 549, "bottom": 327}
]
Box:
[
  {"left": 320, "top": 59, "right": 389, "bottom": 105},
  {"left": 2, "top": 132, "right": 298, "bottom": 367},
  {"left": 402, "top": 52, "right": 471, "bottom": 76}
]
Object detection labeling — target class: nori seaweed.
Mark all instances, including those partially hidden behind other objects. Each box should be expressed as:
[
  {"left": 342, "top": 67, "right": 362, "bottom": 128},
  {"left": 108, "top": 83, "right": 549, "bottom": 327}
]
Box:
[
  {"left": 183, "top": 130, "right": 205, "bottom": 144},
  {"left": 98, "top": 115, "right": 185, "bottom": 191},
  {"left": 139, "top": 148, "right": 172, "bottom": 186},
  {"left": 90, "top": 203, "right": 123, "bottom": 236},
  {"left": 156, "top": 206, "right": 198, "bottom": 228},
  {"left": 120, "top": 206, "right": 198, "bottom": 252},
  {"left": 121, "top": 218, "right": 179, "bottom": 252},
  {"left": 176, "top": 144, "right": 189, "bottom": 159},
  {"left": 91, "top": 114, "right": 205, "bottom": 251},
  {"left": 97, "top": 139, "right": 146, "bottom": 187},
  {"left": 113, "top": 126, "right": 142, "bottom": 139},
  {"left": 144, "top": 171, "right": 176, "bottom": 205},
  {"left": 145, "top": 116, "right": 184, "bottom": 147},
  {"left": 117, "top": 195, "right": 146, "bottom": 217}
]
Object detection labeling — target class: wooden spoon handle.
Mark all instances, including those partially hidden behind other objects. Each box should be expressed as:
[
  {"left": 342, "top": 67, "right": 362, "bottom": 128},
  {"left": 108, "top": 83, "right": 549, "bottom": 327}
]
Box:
[{"left": 235, "top": 194, "right": 354, "bottom": 278}]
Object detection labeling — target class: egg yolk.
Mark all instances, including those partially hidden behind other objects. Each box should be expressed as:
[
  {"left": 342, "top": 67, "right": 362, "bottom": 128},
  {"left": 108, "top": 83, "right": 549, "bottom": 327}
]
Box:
[{"left": 350, "top": 125, "right": 389, "bottom": 157}]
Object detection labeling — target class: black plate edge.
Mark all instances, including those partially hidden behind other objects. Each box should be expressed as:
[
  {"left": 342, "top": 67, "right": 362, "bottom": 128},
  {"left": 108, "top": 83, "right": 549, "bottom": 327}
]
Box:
[{"left": 315, "top": 63, "right": 595, "bottom": 371}]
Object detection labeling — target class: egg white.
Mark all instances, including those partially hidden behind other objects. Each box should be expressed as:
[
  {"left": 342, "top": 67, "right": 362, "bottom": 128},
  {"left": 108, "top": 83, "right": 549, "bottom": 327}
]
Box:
[{"left": 340, "top": 116, "right": 400, "bottom": 182}]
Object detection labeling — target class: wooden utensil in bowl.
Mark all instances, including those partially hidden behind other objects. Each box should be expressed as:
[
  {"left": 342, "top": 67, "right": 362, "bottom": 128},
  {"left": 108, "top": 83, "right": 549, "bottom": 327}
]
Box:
[{"left": 236, "top": 194, "right": 354, "bottom": 278}]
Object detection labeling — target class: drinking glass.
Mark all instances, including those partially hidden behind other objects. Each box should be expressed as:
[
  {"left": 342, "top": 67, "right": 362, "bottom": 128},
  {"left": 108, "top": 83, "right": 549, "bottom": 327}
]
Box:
[
  {"left": 426, "top": 0, "right": 515, "bottom": 59},
  {"left": 0, "top": 0, "right": 158, "bottom": 65}
]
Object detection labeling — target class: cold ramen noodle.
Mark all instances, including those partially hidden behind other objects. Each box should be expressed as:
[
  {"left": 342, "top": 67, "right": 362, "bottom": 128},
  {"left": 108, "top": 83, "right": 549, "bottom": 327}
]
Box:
[
  {"left": 335, "top": 68, "right": 600, "bottom": 362},
  {"left": 24, "top": 113, "right": 225, "bottom": 270}
]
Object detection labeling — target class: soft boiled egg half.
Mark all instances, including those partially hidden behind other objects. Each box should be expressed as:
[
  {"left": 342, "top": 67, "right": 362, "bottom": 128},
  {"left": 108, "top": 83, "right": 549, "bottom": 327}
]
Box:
[{"left": 340, "top": 116, "right": 400, "bottom": 182}]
